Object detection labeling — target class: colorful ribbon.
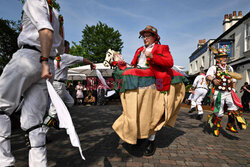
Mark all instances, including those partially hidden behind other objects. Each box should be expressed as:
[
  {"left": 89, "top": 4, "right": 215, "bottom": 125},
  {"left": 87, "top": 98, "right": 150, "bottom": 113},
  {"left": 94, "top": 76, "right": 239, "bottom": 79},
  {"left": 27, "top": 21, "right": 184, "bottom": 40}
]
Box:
[
  {"left": 56, "top": 56, "right": 61, "bottom": 69},
  {"left": 47, "top": 0, "right": 53, "bottom": 23},
  {"left": 58, "top": 15, "right": 64, "bottom": 38}
]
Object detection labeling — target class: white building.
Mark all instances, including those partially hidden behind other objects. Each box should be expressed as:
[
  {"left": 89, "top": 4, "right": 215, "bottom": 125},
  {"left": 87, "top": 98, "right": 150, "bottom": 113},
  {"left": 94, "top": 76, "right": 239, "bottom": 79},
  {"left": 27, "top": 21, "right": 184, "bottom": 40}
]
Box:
[
  {"left": 189, "top": 39, "right": 214, "bottom": 75},
  {"left": 189, "top": 11, "right": 250, "bottom": 97}
]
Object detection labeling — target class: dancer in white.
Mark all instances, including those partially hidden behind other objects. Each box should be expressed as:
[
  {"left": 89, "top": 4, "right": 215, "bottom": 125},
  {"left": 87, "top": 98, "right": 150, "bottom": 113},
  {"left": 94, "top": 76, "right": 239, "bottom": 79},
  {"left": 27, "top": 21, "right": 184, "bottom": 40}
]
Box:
[
  {"left": 0, "top": 0, "right": 64, "bottom": 166},
  {"left": 206, "top": 47, "right": 247, "bottom": 137},
  {"left": 188, "top": 68, "right": 208, "bottom": 120},
  {"left": 44, "top": 40, "right": 95, "bottom": 127}
]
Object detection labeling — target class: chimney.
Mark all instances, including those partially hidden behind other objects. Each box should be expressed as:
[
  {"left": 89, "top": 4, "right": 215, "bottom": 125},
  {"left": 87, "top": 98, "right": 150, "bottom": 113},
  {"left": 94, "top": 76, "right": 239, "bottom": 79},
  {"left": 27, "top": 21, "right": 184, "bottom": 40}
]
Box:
[
  {"left": 238, "top": 11, "right": 243, "bottom": 19},
  {"left": 231, "top": 11, "right": 238, "bottom": 26},
  {"left": 223, "top": 11, "right": 243, "bottom": 32},
  {"left": 223, "top": 14, "right": 230, "bottom": 32},
  {"left": 197, "top": 39, "right": 206, "bottom": 48},
  {"left": 233, "top": 11, "right": 236, "bottom": 17}
]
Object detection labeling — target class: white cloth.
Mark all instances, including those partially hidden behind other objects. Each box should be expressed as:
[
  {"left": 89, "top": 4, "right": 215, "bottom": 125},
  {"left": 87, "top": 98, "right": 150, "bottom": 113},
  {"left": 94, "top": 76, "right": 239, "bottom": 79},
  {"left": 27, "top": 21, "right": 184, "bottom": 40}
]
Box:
[
  {"left": 206, "top": 65, "right": 236, "bottom": 83},
  {"left": 54, "top": 54, "right": 83, "bottom": 81},
  {"left": 192, "top": 74, "right": 208, "bottom": 89},
  {"left": 46, "top": 80, "right": 85, "bottom": 160},
  {"left": 18, "top": 0, "right": 64, "bottom": 57},
  {"left": 48, "top": 81, "right": 74, "bottom": 117},
  {"left": 213, "top": 90, "right": 238, "bottom": 117},
  {"left": 96, "top": 69, "right": 109, "bottom": 89},
  {"left": 105, "top": 90, "right": 116, "bottom": 98},
  {"left": 137, "top": 43, "right": 154, "bottom": 68}
]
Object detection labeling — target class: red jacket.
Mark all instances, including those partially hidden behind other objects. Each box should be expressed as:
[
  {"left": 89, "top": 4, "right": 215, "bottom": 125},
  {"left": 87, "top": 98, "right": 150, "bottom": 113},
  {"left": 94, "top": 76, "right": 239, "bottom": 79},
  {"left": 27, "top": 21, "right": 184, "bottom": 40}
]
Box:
[{"left": 131, "top": 44, "right": 174, "bottom": 91}]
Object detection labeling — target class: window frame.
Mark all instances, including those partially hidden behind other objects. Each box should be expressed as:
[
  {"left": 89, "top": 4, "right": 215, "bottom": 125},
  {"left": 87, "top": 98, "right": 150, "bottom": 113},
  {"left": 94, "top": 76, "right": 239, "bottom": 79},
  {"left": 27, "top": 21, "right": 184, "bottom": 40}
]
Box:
[{"left": 245, "top": 21, "right": 250, "bottom": 52}]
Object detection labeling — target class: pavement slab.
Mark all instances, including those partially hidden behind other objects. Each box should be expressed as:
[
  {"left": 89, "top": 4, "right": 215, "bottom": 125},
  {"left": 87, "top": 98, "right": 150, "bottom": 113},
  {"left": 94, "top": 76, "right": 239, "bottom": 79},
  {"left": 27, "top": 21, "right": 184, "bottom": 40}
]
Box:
[{"left": 10, "top": 105, "right": 250, "bottom": 167}]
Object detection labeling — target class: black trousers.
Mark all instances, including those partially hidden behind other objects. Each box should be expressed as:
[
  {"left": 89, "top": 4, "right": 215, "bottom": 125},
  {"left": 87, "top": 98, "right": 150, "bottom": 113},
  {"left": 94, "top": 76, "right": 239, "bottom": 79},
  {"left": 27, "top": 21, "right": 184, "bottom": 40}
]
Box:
[{"left": 241, "top": 95, "right": 250, "bottom": 112}]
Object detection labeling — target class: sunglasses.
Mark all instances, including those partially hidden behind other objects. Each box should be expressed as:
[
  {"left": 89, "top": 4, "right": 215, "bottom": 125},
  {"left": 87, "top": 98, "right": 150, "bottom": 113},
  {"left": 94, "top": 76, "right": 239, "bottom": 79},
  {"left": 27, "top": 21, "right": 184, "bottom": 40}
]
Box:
[{"left": 142, "top": 33, "right": 154, "bottom": 38}]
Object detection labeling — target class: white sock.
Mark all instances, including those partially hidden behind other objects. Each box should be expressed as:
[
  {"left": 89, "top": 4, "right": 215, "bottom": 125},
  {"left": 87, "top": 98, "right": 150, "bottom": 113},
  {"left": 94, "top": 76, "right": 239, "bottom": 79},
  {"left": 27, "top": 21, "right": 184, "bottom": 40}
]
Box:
[
  {"left": 198, "top": 110, "right": 203, "bottom": 115},
  {"left": 148, "top": 134, "right": 155, "bottom": 141}
]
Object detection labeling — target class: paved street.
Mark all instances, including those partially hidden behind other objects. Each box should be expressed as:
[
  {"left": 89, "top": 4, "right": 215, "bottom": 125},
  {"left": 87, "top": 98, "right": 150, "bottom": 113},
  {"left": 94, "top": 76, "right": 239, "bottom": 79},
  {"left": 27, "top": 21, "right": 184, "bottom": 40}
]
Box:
[{"left": 11, "top": 104, "right": 250, "bottom": 167}]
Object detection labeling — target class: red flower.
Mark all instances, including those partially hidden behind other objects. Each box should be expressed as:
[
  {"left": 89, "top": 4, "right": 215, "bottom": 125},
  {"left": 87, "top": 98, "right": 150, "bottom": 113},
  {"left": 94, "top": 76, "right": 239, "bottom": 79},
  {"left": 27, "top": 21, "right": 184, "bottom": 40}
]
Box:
[
  {"left": 56, "top": 56, "right": 61, "bottom": 61},
  {"left": 117, "top": 61, "right": 127, "bottom": 70},
  {"left": 112, "top": 61, "right": 118, "bottom": 66},
  {"left": 147, "top": 57, "right": 151, "bottom": 62}
]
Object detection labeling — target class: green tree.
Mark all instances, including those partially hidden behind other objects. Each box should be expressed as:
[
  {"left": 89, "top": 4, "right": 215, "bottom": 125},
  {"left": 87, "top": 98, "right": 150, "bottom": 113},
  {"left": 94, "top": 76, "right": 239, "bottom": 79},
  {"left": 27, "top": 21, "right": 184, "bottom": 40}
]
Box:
[
  {"left": 78, "top": 21, "right": 123, "bottom": 63},
  {"left": 0, "top": 19, "right": 20, "bottom": 74},
  {"left": 68, "top": 42, "right": 88, "bottom": 67},
  {"left": 69, "top": 41, "right": 87, "bottom": 57}
]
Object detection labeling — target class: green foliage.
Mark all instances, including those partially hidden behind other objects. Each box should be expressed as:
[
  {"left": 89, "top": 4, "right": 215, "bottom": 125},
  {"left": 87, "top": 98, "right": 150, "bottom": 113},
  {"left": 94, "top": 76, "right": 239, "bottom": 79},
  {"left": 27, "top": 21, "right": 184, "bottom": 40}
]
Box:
[
  {"left": 185, "top": 84, "right": 192, "bottom": 92},
  {"left": 79, "top": 21, "right": 123, "bottom": 63},
  {"left": 69, "top": 41, "right": 87, "bottom": 68},
  {"left": 52, "top": 0, "right": 60, "bottom": 11},
  {"left": 0, "top": 19, "right": 20, "bottom": 74}
]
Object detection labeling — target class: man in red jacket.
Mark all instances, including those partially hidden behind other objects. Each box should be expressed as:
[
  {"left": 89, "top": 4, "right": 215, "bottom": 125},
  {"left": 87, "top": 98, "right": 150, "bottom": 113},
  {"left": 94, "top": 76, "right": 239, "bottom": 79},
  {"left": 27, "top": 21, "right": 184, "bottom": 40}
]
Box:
[{"left": 131, "top": 25, "right": 174, "bottom": 91}]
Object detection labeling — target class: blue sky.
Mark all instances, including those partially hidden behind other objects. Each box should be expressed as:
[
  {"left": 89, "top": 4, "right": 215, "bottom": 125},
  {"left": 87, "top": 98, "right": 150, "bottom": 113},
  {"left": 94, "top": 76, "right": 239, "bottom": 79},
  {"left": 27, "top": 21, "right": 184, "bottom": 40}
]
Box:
[{"left": 1, "top": 0, "right": 250, "bottom": 69}]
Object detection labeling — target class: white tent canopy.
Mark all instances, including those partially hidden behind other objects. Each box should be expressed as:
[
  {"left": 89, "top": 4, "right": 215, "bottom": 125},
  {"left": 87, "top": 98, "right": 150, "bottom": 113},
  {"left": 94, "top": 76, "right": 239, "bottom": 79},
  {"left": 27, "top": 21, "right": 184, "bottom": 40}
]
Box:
[
  {"left": 67, "top": 73, "right": 86, "bottom": 81},
  {"left": 172, "top": 65, "right": 188, "bottom": 77},
  {"left": 68, "top": 63, "right": 113, "bottom": 78},
  {"left": 67, "top": 63, "right": 187, "bottom": 80}
]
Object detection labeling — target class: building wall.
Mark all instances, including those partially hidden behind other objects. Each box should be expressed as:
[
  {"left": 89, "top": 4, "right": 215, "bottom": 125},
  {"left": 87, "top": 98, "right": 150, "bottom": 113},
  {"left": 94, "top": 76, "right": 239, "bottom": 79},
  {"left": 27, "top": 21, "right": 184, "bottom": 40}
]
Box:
[
  {"left": 189, "top": 13, "right": 250, "bottom": 99},
  {"left": 210, "top": 17, "right": 250, "bottom": 97},
  {"left": 189, "top": 51, "right": 209, "bottom": 75},
  {"left": 189, "top": 40, "right": 214, "bottom": 76},
  {"left": 221, "top": 23, "right": 245, "bottom": 62}
]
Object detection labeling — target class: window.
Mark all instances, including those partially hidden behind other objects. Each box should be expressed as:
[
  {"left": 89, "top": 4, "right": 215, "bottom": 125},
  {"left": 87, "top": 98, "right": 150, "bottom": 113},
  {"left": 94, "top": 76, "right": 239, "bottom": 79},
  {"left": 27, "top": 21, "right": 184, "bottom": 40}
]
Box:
[
  {"left": 229, "top": 34, "right": 235, "bottom": 58},
  {"left": 201, "top": 56, "right": 205, "bottom": 67},
  {"left": 195, "top": 60, "right": 198, "bottom": 71},
  {"left": 189, "top": 64, "right": 192, "bottom": 74},
  {"left": 245, "top": 22, "right": 250, "bottom": 51}
]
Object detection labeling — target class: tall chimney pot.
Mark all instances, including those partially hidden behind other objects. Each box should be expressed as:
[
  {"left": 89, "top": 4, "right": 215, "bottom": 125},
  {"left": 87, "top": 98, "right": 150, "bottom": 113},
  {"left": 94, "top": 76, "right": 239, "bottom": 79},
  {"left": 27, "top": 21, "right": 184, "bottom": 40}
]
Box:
[
  {"left": 223, "top": 13, "right": 230, "bottom": 32},
  {"left": 224, "top": 14, "right": 228, "bottom": 20},
  {"left": 233, "top": 11, "right": 236, "bottom": 17},
  {"left": 229, "top": 14, "right": 232, "bottom": 19},
  {"left": 238, "top": 11, "right": 242, "bottom": 16}
]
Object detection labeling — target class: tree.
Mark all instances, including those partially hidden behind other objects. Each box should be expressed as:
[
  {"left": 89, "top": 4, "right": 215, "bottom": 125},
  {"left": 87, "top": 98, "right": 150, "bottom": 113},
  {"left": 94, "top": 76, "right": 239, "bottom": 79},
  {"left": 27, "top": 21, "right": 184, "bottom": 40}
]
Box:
[
  {"left": 78, "top": 21, "right": 123, "bottom": 63},
  {"left": 0, "top": 19, "right": 20, "bottom": 74},
  {"left": 68, "top": 42, "right": 88, "bottom": 67}
]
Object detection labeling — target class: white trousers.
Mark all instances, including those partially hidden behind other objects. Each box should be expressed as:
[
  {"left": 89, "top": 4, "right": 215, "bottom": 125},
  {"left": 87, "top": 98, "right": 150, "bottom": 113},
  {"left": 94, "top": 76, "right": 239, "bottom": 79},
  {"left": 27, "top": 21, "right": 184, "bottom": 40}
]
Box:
[
  {"left": 191, "top": 88, "right": 208, "bottom": 115},
  {"left": 48, "top": 81, "right": 74, "bottom": 118},
  {"left": 0, "top": 49, "right": 54, "bottom": 167},
  {"left": 213, "top": 90, "right": 238, "bottom": 117},
  {"left": 188, "top": 93, "right": 194, "bottom": 101}
]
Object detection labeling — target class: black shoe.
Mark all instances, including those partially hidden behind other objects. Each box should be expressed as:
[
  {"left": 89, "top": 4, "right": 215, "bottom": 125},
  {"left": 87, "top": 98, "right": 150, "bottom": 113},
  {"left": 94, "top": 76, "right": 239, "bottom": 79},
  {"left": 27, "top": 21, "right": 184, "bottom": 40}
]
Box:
[
  {"left": 196, "top": 114, "right": 203, "bottom": 120},
  {"left": 143, "top": 140, "right": 156, "bottom": 156},
  {"left": 189, "top": 108, "right": 195, "bottom": 113}
]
